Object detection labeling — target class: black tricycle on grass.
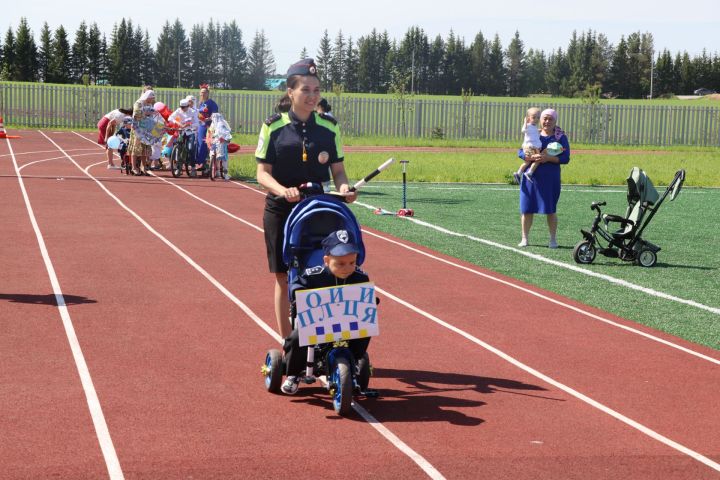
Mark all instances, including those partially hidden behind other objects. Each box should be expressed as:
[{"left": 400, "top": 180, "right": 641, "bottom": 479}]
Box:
[{"left": 572, "top": 167, "right": 685, "bottom": 268}]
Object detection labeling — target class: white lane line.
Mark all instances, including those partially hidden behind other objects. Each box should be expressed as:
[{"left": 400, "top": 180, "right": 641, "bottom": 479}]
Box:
[
  {"left": 361, "top": 226, "right": 720, "bottom": 366},
  {"left": 0, "top": 148, "right": 99, "bottom": 158},
  {"left": 354, "top": 200, "right": 720, "bottom": 317},
  {"left": 90, "top": 165, "right": 720, "bottom": 473},
  {"left": 230, "top": 185, "right": 720, "bottom": 365},
  {"left": 77, "top": 154, "right": 719, "bottom": 472},
  {"left": 8, "top": 137, "right": 124, "bottom": 479},
  {"left": 65, "top": 131, "right": 446, "bottom": 480},
  {"left": 18, "top": 153, "right": 101, "bottom": 171},
  {"left": 374, "top": 285, "right": 720, "bottom": 472}
]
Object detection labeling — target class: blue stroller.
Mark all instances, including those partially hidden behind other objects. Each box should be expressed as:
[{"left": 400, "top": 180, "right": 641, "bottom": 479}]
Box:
[{"left": 261, "top": 187, "right": 376, "bottom": 415}]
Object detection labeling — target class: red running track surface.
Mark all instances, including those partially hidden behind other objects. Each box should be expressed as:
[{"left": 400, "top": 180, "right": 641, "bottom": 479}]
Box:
[{"left": 1, "top": 130, "right": 719, "bottom": 479}]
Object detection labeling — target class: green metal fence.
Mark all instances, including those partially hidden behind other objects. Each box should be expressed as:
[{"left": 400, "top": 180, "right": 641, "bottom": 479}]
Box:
[{"left": 2, "top": 82, "right": 719, "bottom": 146}]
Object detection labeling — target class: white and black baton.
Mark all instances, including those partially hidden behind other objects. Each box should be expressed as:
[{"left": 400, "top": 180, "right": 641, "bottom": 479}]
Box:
[{"left": 349, "top": 157, "right": 395, "bottom": 192}]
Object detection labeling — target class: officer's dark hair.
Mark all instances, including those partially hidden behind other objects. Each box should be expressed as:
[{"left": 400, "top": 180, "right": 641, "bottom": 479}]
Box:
[{"left": 274, "top": 74, "right": 308, "bottom": 113}]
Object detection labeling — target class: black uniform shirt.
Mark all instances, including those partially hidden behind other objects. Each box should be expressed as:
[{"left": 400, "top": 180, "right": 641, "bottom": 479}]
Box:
[{"left": 255, "top": 110, "right": 344, "bottom": 189}]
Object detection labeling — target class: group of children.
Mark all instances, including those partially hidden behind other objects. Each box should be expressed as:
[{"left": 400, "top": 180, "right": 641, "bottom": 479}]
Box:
[{"left": 104, "top": 94, "right": 232, "bottom": 179}]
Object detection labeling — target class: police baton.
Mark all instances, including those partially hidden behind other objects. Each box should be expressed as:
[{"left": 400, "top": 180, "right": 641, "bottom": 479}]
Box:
[{"left": 349, "top": 157, "right": 395, "bottom": 192}]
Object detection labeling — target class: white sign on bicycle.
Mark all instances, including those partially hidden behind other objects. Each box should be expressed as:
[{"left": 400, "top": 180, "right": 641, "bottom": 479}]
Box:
[{"left": 295, "top": 282, "right": 379, "bottom": 347}]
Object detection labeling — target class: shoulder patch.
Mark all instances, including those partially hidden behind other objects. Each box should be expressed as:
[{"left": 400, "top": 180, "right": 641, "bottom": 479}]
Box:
[
  {"left": 264, "top": 113, "right": 282, "bottom": 126},
  {"left": 318, "top": 112, "right": 337, "bottom": 125},
  {"left": 304, "top": 265, "right": 325, "bottom": 276}
]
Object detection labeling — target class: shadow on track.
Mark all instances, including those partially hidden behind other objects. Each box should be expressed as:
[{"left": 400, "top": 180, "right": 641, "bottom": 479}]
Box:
[
  {"left": 285, "top": 368, "right": 556, "bottom": 425},
  {"left": 0, "top": 293, "right": 97, "bottom": 305}
]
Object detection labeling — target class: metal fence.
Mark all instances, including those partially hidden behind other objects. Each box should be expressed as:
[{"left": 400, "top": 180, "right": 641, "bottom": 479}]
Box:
[{"left": 2, "top": 82, "right": 720, "bottom": 146}]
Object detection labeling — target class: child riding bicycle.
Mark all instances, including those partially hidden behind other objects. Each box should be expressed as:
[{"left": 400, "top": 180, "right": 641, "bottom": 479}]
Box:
[{"left": 206, "top": 113, "right": 233, "bottom": 180}]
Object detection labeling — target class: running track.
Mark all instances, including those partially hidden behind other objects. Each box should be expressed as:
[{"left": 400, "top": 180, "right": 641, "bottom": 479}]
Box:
[{"left": 1, "top": 130, "right": 719, "bottom": 479}]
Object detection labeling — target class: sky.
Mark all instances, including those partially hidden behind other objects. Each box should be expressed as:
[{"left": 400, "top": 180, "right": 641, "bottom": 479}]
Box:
[{"left": 4, "top": 0, "right": 719, "bottom": 74}]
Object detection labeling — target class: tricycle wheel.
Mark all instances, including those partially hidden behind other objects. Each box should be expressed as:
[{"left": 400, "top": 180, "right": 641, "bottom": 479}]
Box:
[
  {"left": 330, "top": 357, "right": 353, "bottom": 415},
  {"left": 357, "top": 353, "right": 371, "bottom": 391},
  {"left": 263, "top": 349, "right": 283, "bottom": 393},
  {"left": 636, "top": 248, "right": 657, "bottom": 267},
  {"left": 572, "top": 240, "right": 596, "bottom": 264}
]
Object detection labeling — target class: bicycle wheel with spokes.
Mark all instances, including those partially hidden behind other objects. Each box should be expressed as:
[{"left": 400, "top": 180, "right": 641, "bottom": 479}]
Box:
[{"left": 170, "top": 146, "right": 182, "bottom": 178}]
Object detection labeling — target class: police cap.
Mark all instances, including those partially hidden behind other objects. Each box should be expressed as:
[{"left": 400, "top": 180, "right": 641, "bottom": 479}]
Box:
[
  {"left": 322, "top": 230, "right": 359, "bottom": 257},
  {"left": 287, "top": 58, "right": 318, "bottom": 79}
]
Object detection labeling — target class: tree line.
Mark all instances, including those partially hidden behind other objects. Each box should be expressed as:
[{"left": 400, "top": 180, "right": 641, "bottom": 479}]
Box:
[{"left": 2, "top": 18, "right": 719, "bottom": 98}]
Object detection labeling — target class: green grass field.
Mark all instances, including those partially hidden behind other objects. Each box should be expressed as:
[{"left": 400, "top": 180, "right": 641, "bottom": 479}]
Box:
[
  {"left": 347, "top": 182, "right": 720, "bottom": 351},
  {"left": 228, "top": 144, "right": 719, "bottom": 351},
  {"left": 228, "top": 142, "right": 720, "bottom": 188}
]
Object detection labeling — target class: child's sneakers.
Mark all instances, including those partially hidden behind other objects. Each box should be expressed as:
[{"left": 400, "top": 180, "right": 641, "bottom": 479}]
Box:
[
  {"left": 281, "top": 375, "right": 301, "bottom": 395},
  {"left": 518, "top": 238, "right": 528, "bottom": 247},
  {"left": 524, "top": 171, "right": 534, "bottom": 183},
  {"left": 548, "top": 239, "right": 558, "bottom": 249},
  {"left": 512, "top": 172, "right": 522, "bottom": 184}
]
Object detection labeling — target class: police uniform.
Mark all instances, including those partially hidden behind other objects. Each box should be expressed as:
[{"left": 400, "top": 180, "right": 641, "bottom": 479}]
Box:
[
  {"left": 256, "top": 58, "right": 346, "bottom": 273},
  {"left": 283, "top": 264, "right": 371, "bottom": 377}
]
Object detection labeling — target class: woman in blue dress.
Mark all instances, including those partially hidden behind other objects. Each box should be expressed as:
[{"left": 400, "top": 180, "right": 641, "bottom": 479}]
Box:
[
  {"left": 517, "top": 108, "right": 571, "bottom": 248},
  {"left": 196, "top": 83, "right": 219, "bottom": 170}
]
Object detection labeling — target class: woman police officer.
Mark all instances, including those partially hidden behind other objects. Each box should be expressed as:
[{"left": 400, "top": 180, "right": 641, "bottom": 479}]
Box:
[{"left": 255, "top": 58, "right": 357, "bottom": 338}]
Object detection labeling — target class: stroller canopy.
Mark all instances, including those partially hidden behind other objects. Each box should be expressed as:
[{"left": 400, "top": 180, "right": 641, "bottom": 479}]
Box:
[
  {"left": 283, "top": 195, "right": 366, "bottom": 270},
  {"left": 627, "top": 167, "right": 660, "bottom": 205}
]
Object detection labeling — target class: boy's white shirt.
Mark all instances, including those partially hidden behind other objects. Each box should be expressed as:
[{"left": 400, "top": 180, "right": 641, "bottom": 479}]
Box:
[{"left": 169, "top": 107, "right": 199, "bottom": 131}]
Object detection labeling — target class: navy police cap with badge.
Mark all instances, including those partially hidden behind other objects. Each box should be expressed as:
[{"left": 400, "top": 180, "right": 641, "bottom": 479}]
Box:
[
  {"left": 287, "top": 58, "right": 318, "bottom": 79},
  {"left": 322, "top": 230, "right": 359, "bottom": 257}
]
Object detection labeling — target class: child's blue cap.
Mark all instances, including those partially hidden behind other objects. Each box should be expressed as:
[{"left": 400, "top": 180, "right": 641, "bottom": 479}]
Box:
[{"left": 322, "top": 230, "right": 359, "bottom": 256}]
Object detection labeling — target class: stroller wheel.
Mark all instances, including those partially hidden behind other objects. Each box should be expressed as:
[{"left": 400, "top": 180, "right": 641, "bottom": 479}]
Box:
[
  {"left": 263, "top": 349, "right": 284, "bottom": 393},
  {"left": 636, "top": 248, "right": 657, "bottom": 267},
  {"left": 572, "top": 240, "right": 596, "bottom": 264}
]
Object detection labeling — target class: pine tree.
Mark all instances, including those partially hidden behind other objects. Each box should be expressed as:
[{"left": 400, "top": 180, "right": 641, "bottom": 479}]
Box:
[
  {"left": 154, "top": 21, "right": 176, "bottom": 87},
  {"left": 330, "top": 30, "right": 346, "bottom": 88},
  {"left": 220, "top": 20, "right": 246, "bottom": 89},
  {"left": 505, "top": 30, "right": 527, "bottom": 97},
  {"left": 545, "top": 48, "right": 570, "bottom": 96},
  {"left": 654, "top": 49, "right": 675, "bottom": 96},
  {"left": 485, "top": 34, "right": 505, "bottom": 96},
  {"left": 13, "top": 18, "right": 38, "bottom": 81},
  {"left": 397, "top": 26, "right": 429, "bottom": 94},
  {"left": 189, "top": 23, "right": 207, "bottom": 88},
  {"left": 48, "top": 25, "right": 71, "bottom": 83},
  {"left": 247, "top": 30, "right": 275, "bottom": 90},
  {"left": 524, "top": 49, "right": 547, "bottom": 94},
  {"left": 316, "top": 30, "right": 332, "bottom": 89},
  {"left": 299, "top": 47, "right": 308, "bottom": 60},
  {"left": 205, "top": 20, "right": 221, "bottom": 86},
  {"left": 70, "top": 21, "right": 89, "bottom": 83},
  {"left": 108, "top": 19, "right": 129, "bottom": 86},
  {"left": 607, "top": 37, "right": 629, "bottom": 97},
  {"left": 87, "top": 23, "right": 102, "bottom": 84},
  {"left": 38, "top": 22, "right": 53, "bottom": 82},
  {"left": 140, "top": 30, "right": 156, "bottom": 87},
  {"left": 469, "top": 31, "right": 488, "bottom": 95},
  {"left": 343, "top": 37, "right": 358, "bottom": 93},
  {"left": 426, "top": 35, "right": 444, "bottom": 95},
  {"left": 98, "top": 34, "right": 109, "bottom": 85}
]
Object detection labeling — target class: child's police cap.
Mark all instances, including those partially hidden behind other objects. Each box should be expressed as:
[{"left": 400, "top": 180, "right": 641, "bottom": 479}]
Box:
[
  {"left": 322, "top": 230, "right": 359, "bottom": 257},
  {"left": 287, "top": 58, "right": 318, "bottom": 79}
]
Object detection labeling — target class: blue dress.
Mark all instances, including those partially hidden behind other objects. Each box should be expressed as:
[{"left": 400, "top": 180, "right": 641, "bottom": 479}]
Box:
[
  {"left": 196, "top": 98, "right": 219, "bottom": 166},
  {"left": 518, "top": 131, "right": 570, "bottom": 214}
]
